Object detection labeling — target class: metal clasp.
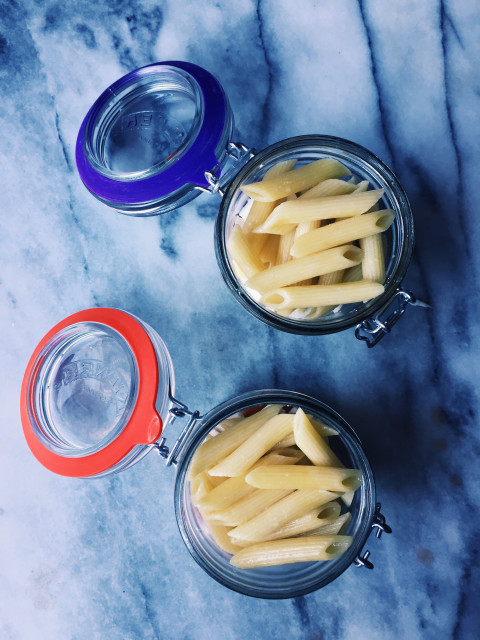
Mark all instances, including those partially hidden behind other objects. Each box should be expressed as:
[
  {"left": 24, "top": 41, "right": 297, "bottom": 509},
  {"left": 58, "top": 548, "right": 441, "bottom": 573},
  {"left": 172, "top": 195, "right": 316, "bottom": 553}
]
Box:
[
  {"left": 355, "top": 287, "right": 430, "bottom": 347},
  {"left": 354, "top": 503, "right": 392, "bottom": 570},
  {"left": 201, "top": 142, "right": 256, "bottom": 196},
  {"left": 152, "top": 393, "right": 200, "bottom": 466}
]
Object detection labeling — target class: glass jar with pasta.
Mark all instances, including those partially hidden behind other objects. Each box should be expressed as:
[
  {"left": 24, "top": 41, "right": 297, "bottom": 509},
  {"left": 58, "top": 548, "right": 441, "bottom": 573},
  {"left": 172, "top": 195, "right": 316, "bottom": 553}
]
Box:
[
  {"left": 21, "top": 308, "right": 390, "bottom": 598},
  {"left": 77, "top": 62, "right": 425, "bottom": 347}
]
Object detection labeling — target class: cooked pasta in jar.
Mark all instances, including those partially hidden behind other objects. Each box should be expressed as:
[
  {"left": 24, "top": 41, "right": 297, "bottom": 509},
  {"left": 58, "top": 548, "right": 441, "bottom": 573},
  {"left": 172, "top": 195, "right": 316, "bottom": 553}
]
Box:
[
  {"left": 188, "top": 404, "right": 362, "bottom": 569},
  {"left": 226, "top": 157, "right": 394, "bottom": 321}
]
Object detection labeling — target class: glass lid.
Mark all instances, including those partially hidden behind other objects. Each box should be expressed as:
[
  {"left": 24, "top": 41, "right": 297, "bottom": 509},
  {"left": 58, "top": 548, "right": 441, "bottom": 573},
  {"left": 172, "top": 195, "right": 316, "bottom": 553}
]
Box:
[
  {"left": 34, "top": 322, "right": 138, "bottom": 457},
  {"left": 76, "top": 61, "right": 233, "bottom": 212},
  {"left": 20, "top": 309, "right": 164, "bottom": 477}
]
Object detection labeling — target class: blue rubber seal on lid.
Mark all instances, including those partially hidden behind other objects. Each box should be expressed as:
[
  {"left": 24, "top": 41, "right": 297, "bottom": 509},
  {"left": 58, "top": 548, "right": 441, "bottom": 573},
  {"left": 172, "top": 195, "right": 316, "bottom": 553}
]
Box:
[{"left": 75, "top": 61, "right": 228, "bottom": 205}]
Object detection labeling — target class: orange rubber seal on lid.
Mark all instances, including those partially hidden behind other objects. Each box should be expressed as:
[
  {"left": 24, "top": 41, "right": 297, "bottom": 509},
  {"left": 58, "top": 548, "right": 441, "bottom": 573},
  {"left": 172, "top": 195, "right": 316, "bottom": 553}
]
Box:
[{"left": 20, "top": 308, "right": 162, "bottom": 477}]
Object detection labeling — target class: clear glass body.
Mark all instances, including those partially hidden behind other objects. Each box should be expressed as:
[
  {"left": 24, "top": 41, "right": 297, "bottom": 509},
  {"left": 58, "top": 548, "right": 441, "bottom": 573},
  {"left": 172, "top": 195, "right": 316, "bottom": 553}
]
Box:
[
  {"left": 215, "top": 135, "right": 414, "bottom": 335},
  {"left": 82, "top": 66, "right": 233, "bottom": 216},
  {"left": 28, "top": 316, "right": 175, "bottom": 478},
  {"left": 174, "top": 390, "right": 376, "bottom": 599}
]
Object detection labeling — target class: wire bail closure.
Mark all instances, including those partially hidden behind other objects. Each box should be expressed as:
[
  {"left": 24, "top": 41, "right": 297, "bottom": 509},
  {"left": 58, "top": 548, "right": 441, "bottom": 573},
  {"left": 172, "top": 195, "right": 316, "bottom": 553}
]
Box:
[
  {"left": 355, "top": 288, "right": 430, "bottom": 347},
  {"left": 152, "top": 393, "right": 200, "bottom": 466},
  {"left": 354, "top": 503, "right": 392, "bottom": 570},
  {"left": 201, "top": 142, "right": 256, "bottom": 197}
]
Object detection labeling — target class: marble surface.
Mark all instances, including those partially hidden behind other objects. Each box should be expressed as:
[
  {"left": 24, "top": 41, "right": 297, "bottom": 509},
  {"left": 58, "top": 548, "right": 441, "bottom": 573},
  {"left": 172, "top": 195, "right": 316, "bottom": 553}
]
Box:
[{"left": 1, "top": 0, "right": 479, "bottom": 638}]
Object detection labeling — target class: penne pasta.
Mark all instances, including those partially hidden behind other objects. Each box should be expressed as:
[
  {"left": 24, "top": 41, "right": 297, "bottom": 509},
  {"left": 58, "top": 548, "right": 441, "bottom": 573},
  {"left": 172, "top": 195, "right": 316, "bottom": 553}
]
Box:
[
  {"left": 241, "top": 159, "right": 297, "bottom": 235},
  {"left": 245, "top": 465, "right": 363, "bottom": 493},
  {"left": 299, "top": 178, "right": 357, "bottom": 200},
  {"left": 188, "top": 405, "right": 282, "bottom": 477},
  {"left": 276, "top": 228, "right": 297, "bottom": 265},
  {"left": 353, "top": 180, "right": 369, "bottom": 193},
  {"left": 228, "top": 489, "right": 339, "bottom": 542},
  {"left": 261, "top": 280, "right": 385, "bottom": 310},
  {"left": 258, "top": 234, "right": 280, "bottom": 266},
  {"left": 229, "top": 535, "right": 354, "bottom": 568},
  {"left": 290, "top": 209, "right": 395, "bottom": 257},
  {"left": 208, "top": 413, "right": 294, "bottom": 477},
  {"left": 197, "top": 450, "right": 303, "bottom": 512},
  {"left": 293, "top": 408, "right": 342, "bottom": 467},
  {"left": 197, "top": 475, "right": 256, "bottom": 513},
  {"left": 210, "top": 489, "right": 293, "bottom": 527},
  {"left": 258, "top": 502, "right": 342, "bottom": 542},
  {"left": 241, "top": 158, "right": 351, "bottom": 202},
  {"left": 303, "top": 512, "right": 352, "bottom": 537},
  {"left": 342, "top": 264, "right": 363, "bottom": 283},
  {"left": 188, "top": 403, "right": 362, "bottom": 569},
  {"left": 256, "top": 190, "right": 385, "bottom": 235},
  {"left": 304, "top": 268, "right": 345, "bottom": 319},
  {"left": 246, "top": 245, "right": 361, "bottom": 294},
  {"left": 340, "top": 490, "right": 355, "bottom": 508},
  {"left": 190, "top": 471, "right": 216, "bottom": 505},
  {"left": 227, "top": 226, "right": 265, "bottom": 278},
  {"left": 361, "top": 234, "right": 386, "bottom": 283},
  {"left": 206, "top": 522, "right": 244, "bottom": 554}
]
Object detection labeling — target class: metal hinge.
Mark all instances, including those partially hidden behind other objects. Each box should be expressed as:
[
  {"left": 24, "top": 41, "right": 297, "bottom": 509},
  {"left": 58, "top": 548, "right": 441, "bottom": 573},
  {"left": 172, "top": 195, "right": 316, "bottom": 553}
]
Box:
[
  {"left": 354, "top": 503, "right": 392, "bottom": 570},
  {"left": 355, "top": 287, "right": 430, "bottom": 347},
  {"left": 202, "top": 142, "right": 256, "bottom": 196},
  {"left": 152, "top": 394, "right": 200, "bottom": 467}
]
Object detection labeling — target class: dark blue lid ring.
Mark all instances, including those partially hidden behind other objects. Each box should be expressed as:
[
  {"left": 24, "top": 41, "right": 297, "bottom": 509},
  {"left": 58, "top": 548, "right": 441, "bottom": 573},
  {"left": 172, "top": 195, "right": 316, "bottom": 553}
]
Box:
[{"left": 76, "top": 61, "right": 228, "bottom": 205}]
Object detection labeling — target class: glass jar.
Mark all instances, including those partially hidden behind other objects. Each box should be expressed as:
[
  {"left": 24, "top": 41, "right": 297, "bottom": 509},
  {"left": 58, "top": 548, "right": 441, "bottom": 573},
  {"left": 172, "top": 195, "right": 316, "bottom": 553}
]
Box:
[
  {"left": 77, "top": 61, "right": 426, "bottom": 345},
  {"left": 21, "top": 308, "right": 390, "bottom": 598}
]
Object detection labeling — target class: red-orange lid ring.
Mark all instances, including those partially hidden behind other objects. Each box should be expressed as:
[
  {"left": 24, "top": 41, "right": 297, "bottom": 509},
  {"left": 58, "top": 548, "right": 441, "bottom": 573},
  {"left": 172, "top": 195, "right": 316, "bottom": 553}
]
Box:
[{"left": 20, "top": 308, "right": 162, "bottom": 477}]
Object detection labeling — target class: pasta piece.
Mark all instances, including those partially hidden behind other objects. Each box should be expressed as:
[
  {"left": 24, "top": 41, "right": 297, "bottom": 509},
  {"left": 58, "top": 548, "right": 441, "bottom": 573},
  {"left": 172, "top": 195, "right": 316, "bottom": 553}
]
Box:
[
  {"left": 190, "top": 471, "right": 216, "bottom": 505},
  {"left": 206, "top": 522, "right": 244, "bottom": 554},
  {"left": 361, "top": 234, "right": 386, "bottom": 283},
  {"left": 245, "top": 465, "right": 362, "bottom": 493},
  {"left": 340, "top": 490, "right": 355, "bottom": 507},
  {"left": 242, "top": 159, "right": 297, "bottom": 235},
  {"left": 303, "top": 512, "right": 352, "bottom": 537},
  {"left": 227, "top": 226, "right": 265, "bottom": 279},
  {"left": 246, "top": 245, "right": 361, "bottom": 294},
  {"left": 304, "top": 268, "right": 345, "bottom": 319},
  {"left": 197, "top": 475, "right": 256, "bottom": 513},
  {"left": 293, "top": 408, "right": 342, "bottom": 467},
  {"left": 342, "top": 264, "right": 363, "bottom": 283},
  {"left": 210, "top": 489, "right": 293, "bottom": 527},
  {"left": 261, "top": 280, "right": 385, "bottom": 310},
  {"left": 290, "top": 209, "right": 395, "bottom": 257},
  {"left": 299, "top": 179, "right": 357, "bottom": 200},
  {"left": 276, "top": 228, "right": 297, "bottom": 265},
  {"left": 271, "top": 432, "right": 296, "bottom": 449},
  {"left": 241, "top": 159, "right": 351, "bottom": 202},
  {"left": 259, "top": 502, "right": 342, "bottom": 542},
  {"left": 188, "top": 405, "right": 282, "bottom": 477},
  {"left": 270, "top": 447, "right": 305, "bottom": 462},
  {"left": 256, "top": 190, "right": 385, "bottom": 235},
  {"left": 197, "top": 450, "right": 303, "bottom": 512},
  {"left": 208, "top": 413, "right": 294, "bottom": 477},
  {"left": 274, "top": 417, "right": 338, "bottom": 444},
  {"left": 309, "top": 418, "right": 338, "bottom": 437},
  {"left": 353, "top": 180, "right": 369, "bottom": 193},
  {"left": 230, "top": 535, "right": 353, "bottom": 568},
  {"left": 228, "top": 489, "right": 339, "bottom": 542},
  {"left": 258, "top": 234, "right": 280, "bottom": 267}
]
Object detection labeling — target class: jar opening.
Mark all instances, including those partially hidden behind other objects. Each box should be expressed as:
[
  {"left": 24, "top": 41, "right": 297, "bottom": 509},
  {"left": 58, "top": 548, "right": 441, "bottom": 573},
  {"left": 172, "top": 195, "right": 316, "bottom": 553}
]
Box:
[
  {"left": 174, "top": 390, "right": 376, "bottom": 598},
  {"left": 215, "top": 135, "right": 414, "bottom": 336}
]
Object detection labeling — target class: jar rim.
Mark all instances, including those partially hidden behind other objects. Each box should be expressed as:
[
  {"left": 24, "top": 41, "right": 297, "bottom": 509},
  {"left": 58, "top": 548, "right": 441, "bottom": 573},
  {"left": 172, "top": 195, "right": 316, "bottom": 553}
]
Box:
[
  {"left": 215, "top": 134, "right": 415, "bottom": 335},
  {"left": 173, "top": 389, "right": 377, "bottom": 599}
]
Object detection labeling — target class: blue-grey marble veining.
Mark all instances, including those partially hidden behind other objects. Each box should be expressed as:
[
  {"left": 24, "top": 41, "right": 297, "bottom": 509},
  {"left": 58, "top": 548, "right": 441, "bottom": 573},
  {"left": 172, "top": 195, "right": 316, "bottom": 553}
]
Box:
[{"left": 1, "top": 0, "right": 479, "bottom": 638}]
